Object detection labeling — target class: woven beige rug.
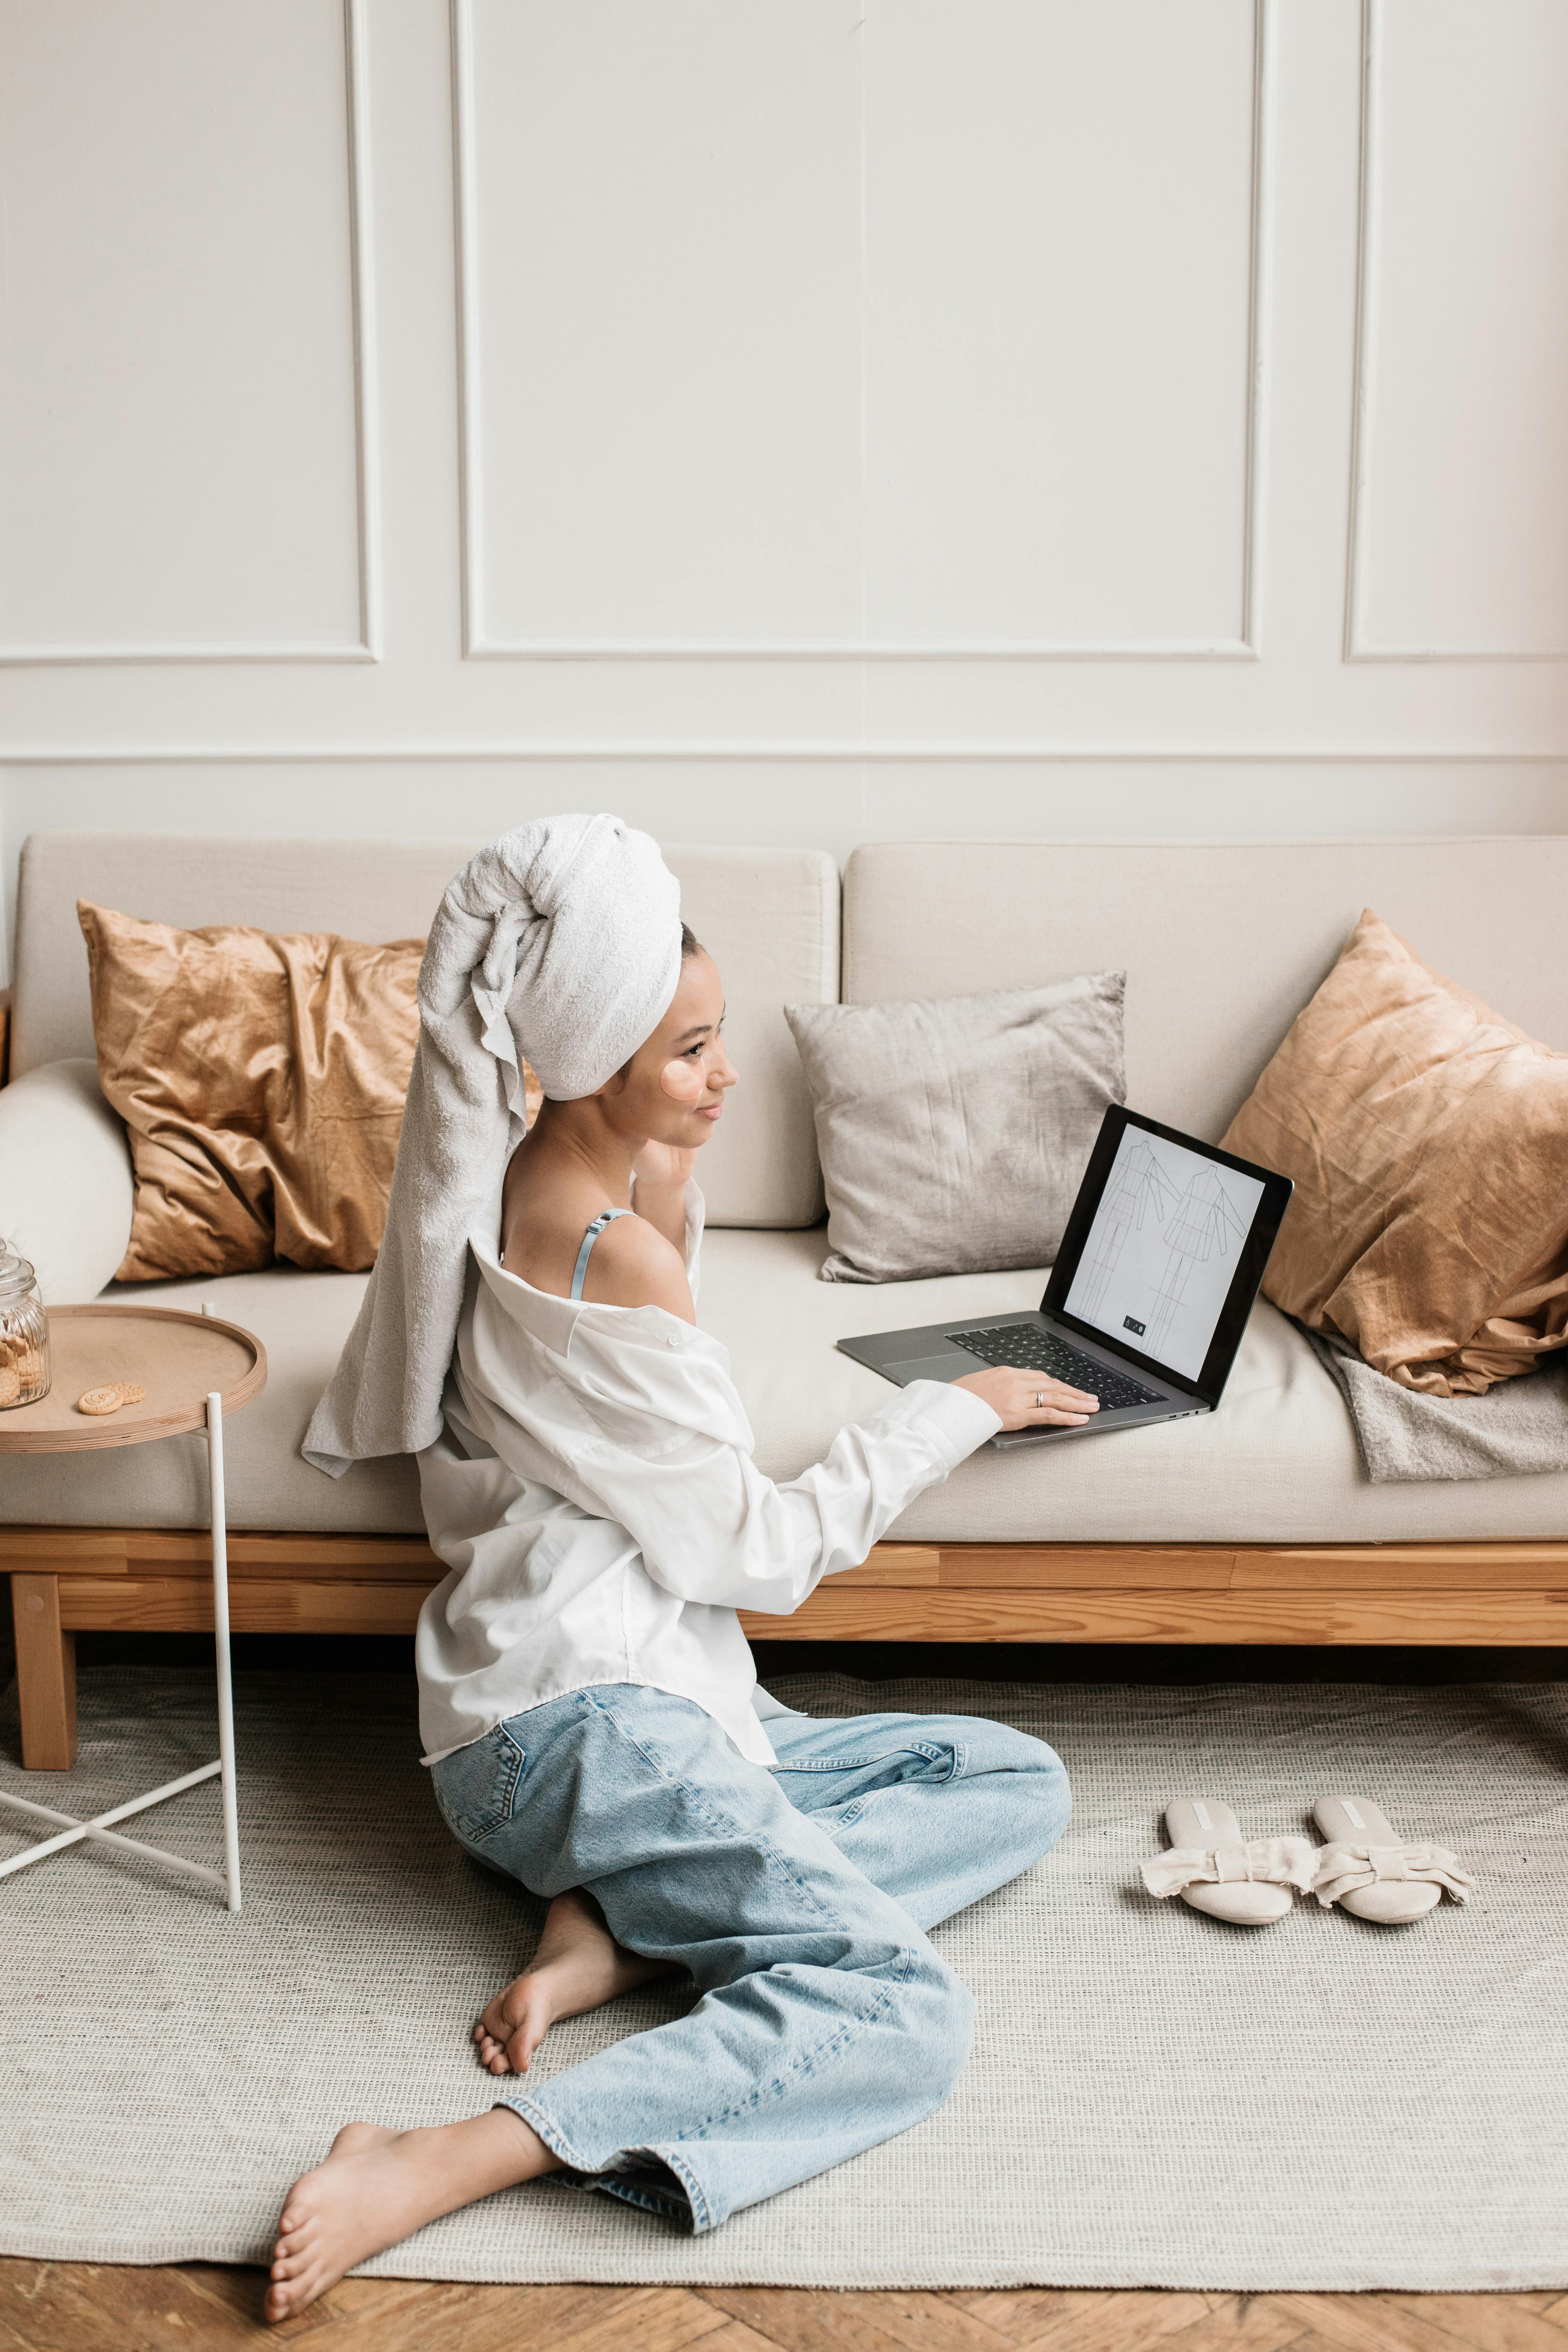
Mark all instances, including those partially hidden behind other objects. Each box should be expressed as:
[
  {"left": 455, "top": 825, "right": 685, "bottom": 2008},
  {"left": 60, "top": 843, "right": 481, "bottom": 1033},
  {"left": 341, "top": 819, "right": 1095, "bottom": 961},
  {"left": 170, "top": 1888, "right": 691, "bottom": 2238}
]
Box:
[{"left": 1, "top": 1665, "right": 1564, "bottom": 2290}]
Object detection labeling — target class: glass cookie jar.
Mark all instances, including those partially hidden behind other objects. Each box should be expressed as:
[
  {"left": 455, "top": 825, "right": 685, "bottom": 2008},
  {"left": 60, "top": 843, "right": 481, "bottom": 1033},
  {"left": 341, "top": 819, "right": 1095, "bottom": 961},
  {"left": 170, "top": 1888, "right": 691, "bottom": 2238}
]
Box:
[{"left": 0, "top": 1247, "right": 50, "bottom": 1408}]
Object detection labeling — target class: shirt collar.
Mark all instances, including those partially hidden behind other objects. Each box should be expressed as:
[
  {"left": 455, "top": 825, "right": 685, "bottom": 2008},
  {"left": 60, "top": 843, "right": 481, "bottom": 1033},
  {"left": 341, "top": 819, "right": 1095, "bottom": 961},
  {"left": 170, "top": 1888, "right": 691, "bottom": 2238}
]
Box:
[{"left": 469, "top": 1232, "right": 701, "bottom": 1354}]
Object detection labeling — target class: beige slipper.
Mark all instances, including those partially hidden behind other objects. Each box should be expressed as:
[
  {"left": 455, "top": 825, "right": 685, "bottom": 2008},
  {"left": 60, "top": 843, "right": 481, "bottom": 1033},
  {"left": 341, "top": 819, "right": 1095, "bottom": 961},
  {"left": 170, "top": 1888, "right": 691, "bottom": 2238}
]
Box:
[
  {"left": 1142, "top": 1799, "right": 1318, "bottom": 1926},
  {"left": 1311, "top": 1795, "right": 1473, "bottom": 1924}
]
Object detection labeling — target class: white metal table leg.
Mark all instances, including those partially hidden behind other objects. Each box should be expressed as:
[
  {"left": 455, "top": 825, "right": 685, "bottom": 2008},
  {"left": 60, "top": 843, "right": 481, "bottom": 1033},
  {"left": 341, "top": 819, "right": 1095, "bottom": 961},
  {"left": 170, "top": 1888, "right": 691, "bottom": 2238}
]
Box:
[
  {"left": 207, "top": 1389, "right": 242, "bottom": 1914},
  {"left": 0, "top": 1762, "right": 224, "bottom": 1883}
]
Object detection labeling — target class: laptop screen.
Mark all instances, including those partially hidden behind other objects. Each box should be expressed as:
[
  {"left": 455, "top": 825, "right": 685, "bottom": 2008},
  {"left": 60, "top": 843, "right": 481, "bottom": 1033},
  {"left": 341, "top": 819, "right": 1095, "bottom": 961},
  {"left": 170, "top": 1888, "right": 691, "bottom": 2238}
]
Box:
[{"left": 1060, "top": 1123, "right": 1269, "bottom": 1385}]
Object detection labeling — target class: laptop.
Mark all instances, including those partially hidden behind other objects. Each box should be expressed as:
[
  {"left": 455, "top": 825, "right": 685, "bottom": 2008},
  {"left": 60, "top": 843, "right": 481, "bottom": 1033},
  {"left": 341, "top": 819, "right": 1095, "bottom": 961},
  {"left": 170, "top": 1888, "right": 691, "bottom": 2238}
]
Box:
[{"left": 838, "top": 1106, "right": 1292, "bottom": 1449}]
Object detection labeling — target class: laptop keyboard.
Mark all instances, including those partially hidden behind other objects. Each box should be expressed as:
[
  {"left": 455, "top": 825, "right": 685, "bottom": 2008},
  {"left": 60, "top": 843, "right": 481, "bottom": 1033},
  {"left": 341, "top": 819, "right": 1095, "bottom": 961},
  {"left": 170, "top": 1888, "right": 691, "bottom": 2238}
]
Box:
[{"left": 944, "top": 1323, "right": 1163, "bottom": 1412}]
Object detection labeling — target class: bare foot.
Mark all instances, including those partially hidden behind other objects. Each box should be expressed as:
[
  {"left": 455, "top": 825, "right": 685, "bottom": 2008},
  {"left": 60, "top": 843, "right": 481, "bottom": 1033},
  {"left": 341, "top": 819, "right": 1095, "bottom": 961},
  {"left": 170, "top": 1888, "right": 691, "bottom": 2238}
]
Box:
[
  {"left": 264, "top": 2109, "right": 555, "bottom": 2323},
  {"left": 475, "top": 1887, "right": 676, "bottom": 2076}
]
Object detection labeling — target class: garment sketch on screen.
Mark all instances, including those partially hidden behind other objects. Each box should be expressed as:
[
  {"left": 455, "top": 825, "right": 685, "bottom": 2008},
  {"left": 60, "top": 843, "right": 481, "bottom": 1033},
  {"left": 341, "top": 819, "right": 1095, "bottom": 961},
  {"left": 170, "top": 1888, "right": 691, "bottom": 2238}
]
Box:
[
  {"left": 1076, "top": 1139, "right": 1183, "bottom": 1318},
  {"left": 1149, "top": 1166, "right": 1250, "bottom": 1355}
]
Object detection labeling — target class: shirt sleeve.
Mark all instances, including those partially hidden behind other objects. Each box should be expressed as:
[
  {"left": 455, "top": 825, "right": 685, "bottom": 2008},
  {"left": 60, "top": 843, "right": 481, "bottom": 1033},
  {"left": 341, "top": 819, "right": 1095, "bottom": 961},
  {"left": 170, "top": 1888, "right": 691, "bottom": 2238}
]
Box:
[{"left": 568, "top": 1375, "right": 1001, "bottom": 1615}]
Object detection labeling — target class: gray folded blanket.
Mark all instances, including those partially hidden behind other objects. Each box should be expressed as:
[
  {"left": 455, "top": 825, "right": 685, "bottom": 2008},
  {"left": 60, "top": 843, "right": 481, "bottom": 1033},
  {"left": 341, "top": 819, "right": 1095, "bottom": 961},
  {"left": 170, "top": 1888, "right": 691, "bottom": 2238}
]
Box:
[{"left": 1302, "top": 1324, "right": 1568, "bottom": 1482}]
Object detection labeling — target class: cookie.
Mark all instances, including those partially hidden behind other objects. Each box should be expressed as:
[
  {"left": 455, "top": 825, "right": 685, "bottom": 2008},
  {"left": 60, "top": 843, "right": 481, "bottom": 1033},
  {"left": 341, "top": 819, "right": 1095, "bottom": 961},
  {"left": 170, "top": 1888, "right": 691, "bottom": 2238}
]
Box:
[
  {"left": 77, "top": 1382, "right": 148, "bottom": 1417},
  {"left": 0, "top": 1368, "right": 20, "bottom": 1407}
]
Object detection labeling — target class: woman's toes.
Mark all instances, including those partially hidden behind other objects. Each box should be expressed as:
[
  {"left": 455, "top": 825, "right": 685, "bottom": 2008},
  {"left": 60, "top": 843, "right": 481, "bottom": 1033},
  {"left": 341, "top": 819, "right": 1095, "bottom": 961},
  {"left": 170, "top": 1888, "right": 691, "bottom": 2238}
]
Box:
[
  {"left": 478, "top": 1990, "right": 513, "bottom": 2038},
  {"left": 269, "top": 2274, "right": 315, "bottom": 2321},
  {"left": 476, "top": 1986, "right": 545, "bottom": 2072}
]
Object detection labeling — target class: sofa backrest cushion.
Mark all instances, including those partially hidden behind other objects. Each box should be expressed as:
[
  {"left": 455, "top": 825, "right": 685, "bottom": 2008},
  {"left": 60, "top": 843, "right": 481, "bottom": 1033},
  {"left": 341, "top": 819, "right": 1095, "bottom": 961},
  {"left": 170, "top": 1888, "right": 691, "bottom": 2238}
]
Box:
[
  {"left": 843, "top": 838, "right": 1568, "bottom": 1142},
  {"left": 13, "top": 832, "right": 838, "bottom": 1228}
]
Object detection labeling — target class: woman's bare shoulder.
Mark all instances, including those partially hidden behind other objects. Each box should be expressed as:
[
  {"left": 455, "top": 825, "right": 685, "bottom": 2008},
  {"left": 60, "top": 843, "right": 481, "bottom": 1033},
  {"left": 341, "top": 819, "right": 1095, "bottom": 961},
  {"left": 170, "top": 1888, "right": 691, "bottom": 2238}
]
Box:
[{"left": 583, "top": 1213, "right": 695, "bottom": 1321}]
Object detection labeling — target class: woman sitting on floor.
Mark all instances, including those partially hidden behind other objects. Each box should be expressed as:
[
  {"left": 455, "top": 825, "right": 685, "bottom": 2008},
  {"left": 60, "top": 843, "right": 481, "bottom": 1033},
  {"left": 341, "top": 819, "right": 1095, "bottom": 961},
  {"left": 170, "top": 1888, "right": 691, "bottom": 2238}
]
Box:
[{"left": 269, "top": 815, "right": 1087, "bottom": 2323}]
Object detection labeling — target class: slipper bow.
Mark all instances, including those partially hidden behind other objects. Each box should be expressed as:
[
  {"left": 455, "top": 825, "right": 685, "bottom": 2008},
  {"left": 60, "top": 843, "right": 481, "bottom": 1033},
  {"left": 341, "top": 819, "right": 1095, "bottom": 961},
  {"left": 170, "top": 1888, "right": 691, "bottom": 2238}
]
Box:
[
  {"left": 1142, "top": 1835, "right": 1319, "bottom": 1901},
  {"left": 1312, "top": 1841, "right": 1473, "bottom": 1908}
]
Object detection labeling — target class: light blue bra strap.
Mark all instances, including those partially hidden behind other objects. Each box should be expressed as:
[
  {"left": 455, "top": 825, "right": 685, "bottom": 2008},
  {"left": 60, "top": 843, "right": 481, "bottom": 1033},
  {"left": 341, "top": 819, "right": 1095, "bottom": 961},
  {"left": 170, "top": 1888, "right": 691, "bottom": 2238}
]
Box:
[{"left": 570, "top": 1207, "right": 633, "bottom": 1300}]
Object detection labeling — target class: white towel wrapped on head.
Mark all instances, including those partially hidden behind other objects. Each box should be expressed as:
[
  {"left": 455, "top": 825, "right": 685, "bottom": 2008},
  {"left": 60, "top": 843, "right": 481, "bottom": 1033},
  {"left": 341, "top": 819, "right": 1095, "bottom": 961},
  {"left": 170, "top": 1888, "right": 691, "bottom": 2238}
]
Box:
[{"left": 304, "top": 813, "right": 682, "bottom": 1475}]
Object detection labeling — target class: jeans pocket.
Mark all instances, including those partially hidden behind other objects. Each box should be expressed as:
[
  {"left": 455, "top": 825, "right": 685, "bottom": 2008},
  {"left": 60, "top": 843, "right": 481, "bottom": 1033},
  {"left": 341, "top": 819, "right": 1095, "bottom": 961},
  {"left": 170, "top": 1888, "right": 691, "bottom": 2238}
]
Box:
[{"left": 431, "top": 1722, "right": 529, "bottom": 1847}]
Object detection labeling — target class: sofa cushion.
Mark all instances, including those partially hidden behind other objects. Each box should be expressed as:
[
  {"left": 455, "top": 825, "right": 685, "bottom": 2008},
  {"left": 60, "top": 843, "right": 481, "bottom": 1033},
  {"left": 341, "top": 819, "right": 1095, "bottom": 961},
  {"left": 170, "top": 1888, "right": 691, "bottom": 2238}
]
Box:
[
  {"left": 81, "top": 902, "right": 428, "bottom": 1280},
  {"left": 785, "top": 973, "right": 1124, "bottom": 1283},
  {"left": 13, "top": 832, "right": 839, "bottom": 1228},
  {"left": 0, "top": 1060, "right": 133, "bottom": 1305},
  {"left": 5, "top": 1236, "right": 1568, "bottom": 1546},
  {"left": 697, "top": 1229, "right": 1568, "bottom": 1545},
  {"left": 843, "top": 839, "right": 1568, "bottom": 1143},
  {"left": 1222, "top": 908, "right": 1568, "bottom": 1397},
  {"left": 0, "top": 1266, "right": 421, "bottom": 1537}
]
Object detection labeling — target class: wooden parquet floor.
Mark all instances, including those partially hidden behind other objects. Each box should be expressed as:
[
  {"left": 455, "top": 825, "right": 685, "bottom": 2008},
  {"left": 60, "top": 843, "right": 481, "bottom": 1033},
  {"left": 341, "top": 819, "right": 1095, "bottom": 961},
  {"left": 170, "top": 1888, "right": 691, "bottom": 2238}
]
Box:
[{"left": 0, "top": 2266, "right": 1563, "bottom": 2352}]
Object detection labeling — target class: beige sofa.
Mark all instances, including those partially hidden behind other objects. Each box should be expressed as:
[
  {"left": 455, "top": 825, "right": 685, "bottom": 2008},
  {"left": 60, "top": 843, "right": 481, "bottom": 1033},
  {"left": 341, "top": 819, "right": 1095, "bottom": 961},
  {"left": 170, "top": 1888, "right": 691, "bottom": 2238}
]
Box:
[{"left": 5, "top": 829, "right": 1567, "bottom": 1769}]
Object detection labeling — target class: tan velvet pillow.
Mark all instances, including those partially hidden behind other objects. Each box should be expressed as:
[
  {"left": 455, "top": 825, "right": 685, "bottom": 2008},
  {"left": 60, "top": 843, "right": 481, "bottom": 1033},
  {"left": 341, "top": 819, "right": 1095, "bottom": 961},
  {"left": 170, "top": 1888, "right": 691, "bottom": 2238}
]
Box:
[
  {"left": 80, "top": 902, "right": 426, "bottom": 1280},
  {"left": 1222, "top": 908, "right": 1568, "bottom": 1396}
]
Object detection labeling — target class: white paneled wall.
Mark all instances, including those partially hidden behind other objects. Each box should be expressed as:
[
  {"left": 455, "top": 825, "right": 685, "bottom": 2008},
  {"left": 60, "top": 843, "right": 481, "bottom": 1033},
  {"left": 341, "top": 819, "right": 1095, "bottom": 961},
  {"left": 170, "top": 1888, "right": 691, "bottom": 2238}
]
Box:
[
  {"left": 458, "top": 0, "right": 865, "bottom": 653},
  {"left": 1348, "top": 0, "right": 1568, "bottom": 660},
  {"left": 0, "top": 0, "right": 373, "bottom": 662},
  {"left": 863, "top": 0, "right": 1259, "bottom": 654},
  {"left": 1, "top": 0, "right": 1566, "bottom": 975}
]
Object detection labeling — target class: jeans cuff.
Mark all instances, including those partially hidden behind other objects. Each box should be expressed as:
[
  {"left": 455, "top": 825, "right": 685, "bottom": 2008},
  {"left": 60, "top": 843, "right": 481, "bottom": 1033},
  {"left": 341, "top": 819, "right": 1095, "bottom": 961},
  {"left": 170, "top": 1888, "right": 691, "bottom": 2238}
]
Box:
[{"left": 500, "top": 2097, "right": 710, "bottom": 2233}]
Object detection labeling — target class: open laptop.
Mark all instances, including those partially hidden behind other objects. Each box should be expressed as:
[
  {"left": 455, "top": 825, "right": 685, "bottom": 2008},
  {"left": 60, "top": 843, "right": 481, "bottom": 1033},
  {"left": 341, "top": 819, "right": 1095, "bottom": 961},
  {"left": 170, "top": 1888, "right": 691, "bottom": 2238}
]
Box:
[{"left": 838, "top": 1106, "right": 1292, "bottom": 1449}]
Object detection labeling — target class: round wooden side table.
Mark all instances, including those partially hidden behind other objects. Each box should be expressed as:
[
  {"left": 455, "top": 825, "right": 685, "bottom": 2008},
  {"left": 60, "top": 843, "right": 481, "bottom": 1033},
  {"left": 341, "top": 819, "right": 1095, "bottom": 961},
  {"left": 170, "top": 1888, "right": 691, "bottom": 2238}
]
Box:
[{"left": 0, "top": 1303, "right": 267, "bottom": 1912}]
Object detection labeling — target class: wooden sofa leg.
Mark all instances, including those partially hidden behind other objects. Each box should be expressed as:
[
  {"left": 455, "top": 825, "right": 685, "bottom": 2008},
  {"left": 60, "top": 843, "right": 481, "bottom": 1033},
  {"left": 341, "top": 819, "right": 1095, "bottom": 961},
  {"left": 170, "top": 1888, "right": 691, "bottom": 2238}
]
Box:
[{"left": 12, "top": 1574, "right": 77, "bottom": 1770}]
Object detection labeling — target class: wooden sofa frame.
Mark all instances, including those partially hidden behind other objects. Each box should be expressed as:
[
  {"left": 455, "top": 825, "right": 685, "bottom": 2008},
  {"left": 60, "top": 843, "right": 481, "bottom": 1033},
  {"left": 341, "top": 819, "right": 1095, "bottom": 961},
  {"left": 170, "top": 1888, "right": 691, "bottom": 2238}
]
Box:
[{"left": 8, "top": 1525, "right": 1567, "bottom": 1769}]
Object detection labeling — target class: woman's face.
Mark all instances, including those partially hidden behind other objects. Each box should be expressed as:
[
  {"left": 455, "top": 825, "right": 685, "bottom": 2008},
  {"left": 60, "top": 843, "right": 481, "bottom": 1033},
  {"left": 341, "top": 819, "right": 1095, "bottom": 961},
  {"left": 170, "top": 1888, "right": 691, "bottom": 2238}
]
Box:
[{"left": 607, "top": 948, "right": 737, "bottom": 1146}]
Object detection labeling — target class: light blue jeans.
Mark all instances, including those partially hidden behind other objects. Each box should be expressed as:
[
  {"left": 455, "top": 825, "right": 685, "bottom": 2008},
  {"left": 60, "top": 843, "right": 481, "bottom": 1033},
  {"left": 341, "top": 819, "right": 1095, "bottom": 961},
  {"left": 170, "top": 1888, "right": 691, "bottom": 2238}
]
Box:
[{"left": 430, "top": 1684, "right": 1070, "bottom": 2231}]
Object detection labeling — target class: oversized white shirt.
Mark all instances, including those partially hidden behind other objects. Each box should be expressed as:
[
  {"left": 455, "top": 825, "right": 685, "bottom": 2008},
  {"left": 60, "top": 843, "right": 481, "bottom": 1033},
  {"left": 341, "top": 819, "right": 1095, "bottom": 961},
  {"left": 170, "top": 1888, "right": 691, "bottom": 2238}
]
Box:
[{"left": 414, "top": 1185, "right": 1001, "bottom": 1766}]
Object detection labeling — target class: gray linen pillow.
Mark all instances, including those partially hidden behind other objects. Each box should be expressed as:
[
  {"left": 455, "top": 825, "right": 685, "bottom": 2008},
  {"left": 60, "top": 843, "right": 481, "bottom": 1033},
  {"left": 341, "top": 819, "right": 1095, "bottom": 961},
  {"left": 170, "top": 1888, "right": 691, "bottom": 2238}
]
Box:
[{"left": 784, "top": 974, "right": 1125, "bottom": 1284}]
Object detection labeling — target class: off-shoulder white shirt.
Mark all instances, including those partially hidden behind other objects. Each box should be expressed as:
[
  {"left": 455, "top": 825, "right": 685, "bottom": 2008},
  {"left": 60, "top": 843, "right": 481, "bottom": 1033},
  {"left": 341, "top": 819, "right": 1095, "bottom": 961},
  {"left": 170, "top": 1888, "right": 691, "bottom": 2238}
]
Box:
[{"left": 414, "top": 1185, "right": 1001, "bottom": 1766}]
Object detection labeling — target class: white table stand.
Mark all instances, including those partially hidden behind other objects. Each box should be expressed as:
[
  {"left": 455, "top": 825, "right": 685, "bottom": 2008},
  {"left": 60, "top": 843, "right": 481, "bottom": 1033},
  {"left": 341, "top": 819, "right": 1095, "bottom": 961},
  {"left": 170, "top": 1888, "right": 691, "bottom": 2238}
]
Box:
[{"left": 0, "top": 1305, "right": 266, "bottom": 1911}]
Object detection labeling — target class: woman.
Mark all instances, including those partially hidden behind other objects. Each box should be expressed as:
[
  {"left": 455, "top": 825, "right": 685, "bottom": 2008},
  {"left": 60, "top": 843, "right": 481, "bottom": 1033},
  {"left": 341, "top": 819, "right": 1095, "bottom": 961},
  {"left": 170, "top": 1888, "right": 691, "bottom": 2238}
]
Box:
[{"left": 271, "top": 820, "right": 1093, "bottom": 2323}]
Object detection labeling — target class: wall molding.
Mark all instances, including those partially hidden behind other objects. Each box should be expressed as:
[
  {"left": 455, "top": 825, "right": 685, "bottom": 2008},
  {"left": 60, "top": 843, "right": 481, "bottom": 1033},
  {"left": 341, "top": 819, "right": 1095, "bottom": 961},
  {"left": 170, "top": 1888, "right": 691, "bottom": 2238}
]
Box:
[
  {"left": 5, "top": 743, "right": 1566, "bottom": 767},
  {"left": 0, "top": 0, "right": 382, "bottom": 669},
  {"left": 453, "top": 0, "right": 1273, "bottom": 665},
  {"left": 344, "top": 0, "right": 383, "bottom": 664},
  {"left": 1344, "top": 0, "right": 1568, "bottom": 665}
]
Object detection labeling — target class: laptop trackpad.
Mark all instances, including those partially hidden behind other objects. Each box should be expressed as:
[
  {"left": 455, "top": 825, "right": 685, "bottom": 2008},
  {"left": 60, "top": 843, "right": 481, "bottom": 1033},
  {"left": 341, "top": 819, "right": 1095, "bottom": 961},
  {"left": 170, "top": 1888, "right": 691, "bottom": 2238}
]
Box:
[{"left": 882, "top": 1352, "right": 982, "bottom": 1383}]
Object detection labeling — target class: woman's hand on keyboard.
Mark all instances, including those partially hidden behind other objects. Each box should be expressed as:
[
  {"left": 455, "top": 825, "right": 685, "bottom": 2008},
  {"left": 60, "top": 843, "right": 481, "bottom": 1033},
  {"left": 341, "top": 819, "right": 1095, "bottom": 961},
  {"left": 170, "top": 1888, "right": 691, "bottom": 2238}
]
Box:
[{"left": 953, "top": 1369, "right": 1099, "bottom": 1431}]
